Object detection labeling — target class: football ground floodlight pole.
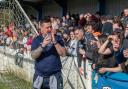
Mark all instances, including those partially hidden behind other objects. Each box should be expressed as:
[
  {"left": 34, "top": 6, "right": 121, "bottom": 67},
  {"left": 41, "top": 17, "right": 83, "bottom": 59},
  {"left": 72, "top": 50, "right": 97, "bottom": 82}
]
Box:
[{"left": 14, "top": 0, "right": 39, "bottom": 35}]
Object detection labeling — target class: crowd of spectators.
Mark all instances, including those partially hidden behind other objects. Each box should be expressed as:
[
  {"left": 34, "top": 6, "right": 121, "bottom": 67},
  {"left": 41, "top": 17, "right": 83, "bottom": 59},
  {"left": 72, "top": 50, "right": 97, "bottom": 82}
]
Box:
[{"left": 0, "top": 7, "right": 128, "bottom": 88}]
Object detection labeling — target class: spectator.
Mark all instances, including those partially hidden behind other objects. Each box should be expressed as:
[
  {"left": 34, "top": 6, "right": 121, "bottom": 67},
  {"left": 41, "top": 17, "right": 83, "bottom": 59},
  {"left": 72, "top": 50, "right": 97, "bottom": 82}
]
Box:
[
  {"left": 98, "top": 34, "right": 126, "bottom": 73},
  {"left": 78, "top": 13, "right": 86, "bottom": 27},
  {"left": 102, "top": 15, "right": 113, "bottom": 36},
  {"left": 31, "top": 19, "right": 66, "bottom": 89},
  {"left": 123, "top": 24, "right": 128, "bottom": 49},
  {"left": 122, "top": 24, "right": 128, "bottom": 72},
  {"left": 84, "top": 23, "right": 98, "bottom": 60},
  {"left": 92, "top": 35, "right": 114, "bottom": 71},
  {"left": 121, "top": 8, "right": 128, "bottom": 27},
  {"left": 62, "top": 30, "right": 70, "bottom": 46},
  {"left": 67, "top": 30, "right": 77, "bottom": 56},
  {"left": 74, "top": 28, "right": 86, "bottom": 76}
]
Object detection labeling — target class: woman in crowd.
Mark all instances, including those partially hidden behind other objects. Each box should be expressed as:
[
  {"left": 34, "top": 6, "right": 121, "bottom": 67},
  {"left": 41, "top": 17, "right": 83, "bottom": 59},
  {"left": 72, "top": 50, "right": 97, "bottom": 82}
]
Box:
[
  {"left": 67, "top": 30, "right": 78, "bottom": 56},
  {"left": 98, "top": 32, "right": 126, "bottom": 73}
]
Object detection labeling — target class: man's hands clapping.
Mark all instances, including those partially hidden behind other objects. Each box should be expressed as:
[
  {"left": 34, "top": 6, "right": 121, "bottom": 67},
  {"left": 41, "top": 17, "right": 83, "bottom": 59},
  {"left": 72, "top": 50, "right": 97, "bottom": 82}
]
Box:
[{"left": 41, "top": 34, "right": 52, "bottom": 47}]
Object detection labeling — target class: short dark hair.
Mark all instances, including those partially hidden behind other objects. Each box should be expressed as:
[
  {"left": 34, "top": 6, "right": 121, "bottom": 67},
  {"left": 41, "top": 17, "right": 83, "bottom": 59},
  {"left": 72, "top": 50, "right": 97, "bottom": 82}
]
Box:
[
  {"left": 87, "top": 22, "right": 98, "bottom": 31},
  {"left": 40, "top": 18, "right": 51, "bottom": 25}
]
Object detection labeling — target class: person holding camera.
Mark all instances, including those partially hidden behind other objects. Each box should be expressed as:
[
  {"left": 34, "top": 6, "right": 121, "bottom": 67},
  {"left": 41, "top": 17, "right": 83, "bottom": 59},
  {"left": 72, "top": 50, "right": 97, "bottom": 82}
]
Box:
[{"left": 31, "top": 19, "right": 66, "bottom": 89}]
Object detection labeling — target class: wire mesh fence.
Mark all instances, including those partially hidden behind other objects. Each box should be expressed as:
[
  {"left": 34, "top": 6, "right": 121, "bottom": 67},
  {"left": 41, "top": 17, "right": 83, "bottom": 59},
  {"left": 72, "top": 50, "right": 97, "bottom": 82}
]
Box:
[{"left": 0, "top": 0, "right": 37, "bottom": 88}]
